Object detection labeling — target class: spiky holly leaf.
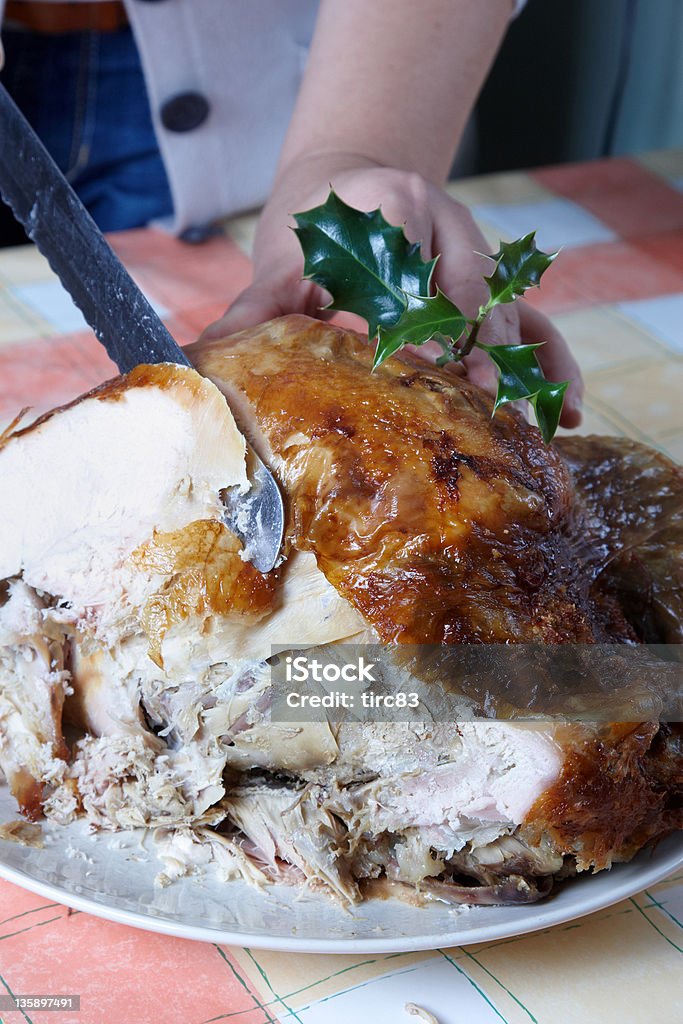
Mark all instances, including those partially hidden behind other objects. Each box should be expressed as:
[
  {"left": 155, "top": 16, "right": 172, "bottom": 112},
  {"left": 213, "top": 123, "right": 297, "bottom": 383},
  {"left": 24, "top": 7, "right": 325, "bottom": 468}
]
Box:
[
  {"left": 373, "top": 289, "right": 466, "bottom": 369},
  {"left": 483, "top": 232, "right": 557, "bottom": 309},
  {"left": 479, "top": 342, "right": 569, "bottom": 443},
  {"left": 293, "top": 192, "right": 568, "bottom": 442},
  {"left": 293, "top": 190, "right": 436, "bottom": 336}
]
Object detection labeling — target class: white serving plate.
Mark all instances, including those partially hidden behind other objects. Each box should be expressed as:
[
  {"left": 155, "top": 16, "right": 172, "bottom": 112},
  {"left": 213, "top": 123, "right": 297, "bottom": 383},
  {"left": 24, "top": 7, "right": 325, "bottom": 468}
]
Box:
[{"left": 1, "top": 784, "right": 681, "bottom": 954}]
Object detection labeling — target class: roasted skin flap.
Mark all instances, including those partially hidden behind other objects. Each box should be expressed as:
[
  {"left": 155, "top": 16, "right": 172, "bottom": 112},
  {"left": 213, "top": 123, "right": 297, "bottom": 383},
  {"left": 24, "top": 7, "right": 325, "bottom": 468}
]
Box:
[
  {"left": 0, "top": 316, "right": 681, "bottom": 906},
  {"left": 557, "top": 435, "right": 683, "bottom": 644}
]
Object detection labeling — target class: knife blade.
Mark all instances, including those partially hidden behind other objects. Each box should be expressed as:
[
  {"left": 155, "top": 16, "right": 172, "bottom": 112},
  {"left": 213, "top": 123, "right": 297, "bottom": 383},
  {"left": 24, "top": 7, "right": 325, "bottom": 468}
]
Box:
[{"left": 0, "top": 84, "right": 283, "bottom": 572}]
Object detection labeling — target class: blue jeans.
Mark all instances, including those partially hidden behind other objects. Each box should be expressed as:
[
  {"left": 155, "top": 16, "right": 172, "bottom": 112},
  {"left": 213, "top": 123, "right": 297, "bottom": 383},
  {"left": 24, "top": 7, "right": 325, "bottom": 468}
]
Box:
[{"left": 0, "top": 26, "right": 173, "bottom": 236}]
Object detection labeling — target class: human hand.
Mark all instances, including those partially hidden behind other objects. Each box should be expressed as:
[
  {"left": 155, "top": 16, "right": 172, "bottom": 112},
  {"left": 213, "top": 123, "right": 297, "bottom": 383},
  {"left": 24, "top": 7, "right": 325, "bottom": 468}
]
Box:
[{"left": 201, "top": 157, "right": 583, "bottom": 427}]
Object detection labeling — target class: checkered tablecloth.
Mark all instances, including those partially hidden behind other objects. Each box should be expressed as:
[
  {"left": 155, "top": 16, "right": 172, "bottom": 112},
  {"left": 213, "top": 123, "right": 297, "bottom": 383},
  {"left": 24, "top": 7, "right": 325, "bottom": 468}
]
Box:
[{"left": 0, "top": 152, "right": 682, "bottom": 1024}]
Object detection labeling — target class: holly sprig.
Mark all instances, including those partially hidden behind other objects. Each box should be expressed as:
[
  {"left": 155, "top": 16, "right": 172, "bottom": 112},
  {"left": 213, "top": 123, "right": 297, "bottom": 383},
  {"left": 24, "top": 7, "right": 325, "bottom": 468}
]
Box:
[{"left": 294, "top": 190, "right": 567, "bottom": 442}]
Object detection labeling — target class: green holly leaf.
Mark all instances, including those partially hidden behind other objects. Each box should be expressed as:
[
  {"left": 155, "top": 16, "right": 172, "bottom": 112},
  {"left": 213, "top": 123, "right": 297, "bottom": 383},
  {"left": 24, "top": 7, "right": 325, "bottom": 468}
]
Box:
[
  {"left": 483, "top": 233, "right": 557, "bottom": 309},
  {"left": 479, "top": 342, "right": 569, "bottom": 443},
  {"left": 293, "top": 192, "right": 569, "bottom": 442},
  {"left": 373, "top": 289, "right": 466, "bottom": 369},
  {"left": 293, "top": 190, "right": 436, "bottom": 336}
]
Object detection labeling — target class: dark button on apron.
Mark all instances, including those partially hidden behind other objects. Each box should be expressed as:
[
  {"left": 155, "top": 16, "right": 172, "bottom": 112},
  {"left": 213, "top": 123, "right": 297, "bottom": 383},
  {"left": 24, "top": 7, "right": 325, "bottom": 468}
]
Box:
[{"left": 160, "top": 92, "right": 210, "bottom": 133}]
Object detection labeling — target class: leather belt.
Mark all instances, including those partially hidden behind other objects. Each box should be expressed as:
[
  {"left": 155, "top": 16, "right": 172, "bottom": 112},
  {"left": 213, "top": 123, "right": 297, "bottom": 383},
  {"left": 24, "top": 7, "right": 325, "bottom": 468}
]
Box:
[{"left": 5, "top": 1, "right": 129, "bottom": 34}]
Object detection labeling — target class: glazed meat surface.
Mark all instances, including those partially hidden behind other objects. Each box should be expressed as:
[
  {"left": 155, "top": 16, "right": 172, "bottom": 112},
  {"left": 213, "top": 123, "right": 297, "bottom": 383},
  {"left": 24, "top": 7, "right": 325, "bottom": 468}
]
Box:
[{"left": 192, "top": 317, "right": 600, "bottom": 644}]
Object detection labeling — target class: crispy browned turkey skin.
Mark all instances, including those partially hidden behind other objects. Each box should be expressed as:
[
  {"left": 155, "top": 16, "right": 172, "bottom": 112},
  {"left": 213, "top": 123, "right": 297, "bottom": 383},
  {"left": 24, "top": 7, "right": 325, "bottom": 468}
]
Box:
[
  {"left": 190, "top": 316, "right": 681, "bottom": 648},
  {"left": 196, "top": 317, "right": 593, "bottom": 644},
  {"left": 0, "top": 317, "right": 680, "bottom": 907}
]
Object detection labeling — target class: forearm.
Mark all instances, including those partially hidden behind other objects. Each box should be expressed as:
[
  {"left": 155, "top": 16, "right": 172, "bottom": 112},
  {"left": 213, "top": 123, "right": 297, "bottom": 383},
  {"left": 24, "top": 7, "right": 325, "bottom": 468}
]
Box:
[{"left": 277, "top": 0, "right": 514, "bottom": 185}]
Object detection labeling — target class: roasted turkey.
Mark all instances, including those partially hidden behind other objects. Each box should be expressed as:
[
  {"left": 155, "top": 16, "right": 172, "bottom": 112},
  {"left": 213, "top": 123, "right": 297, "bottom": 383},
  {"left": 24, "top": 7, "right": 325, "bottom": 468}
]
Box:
[{"left": 0, "top": 315, "right": 681, "bottom": 905}]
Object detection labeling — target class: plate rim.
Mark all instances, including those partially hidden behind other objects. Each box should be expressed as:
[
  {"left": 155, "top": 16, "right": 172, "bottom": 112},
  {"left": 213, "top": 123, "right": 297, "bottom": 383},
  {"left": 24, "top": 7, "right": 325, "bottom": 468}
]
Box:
[{"left": 1, "top": 835, "right": 681, "bottom": 953}]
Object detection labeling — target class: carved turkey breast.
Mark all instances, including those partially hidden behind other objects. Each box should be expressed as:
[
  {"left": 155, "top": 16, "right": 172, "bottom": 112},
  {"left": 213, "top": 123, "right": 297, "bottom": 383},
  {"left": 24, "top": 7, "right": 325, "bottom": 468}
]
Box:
[{"left": 0, "top": 316, "right": 680, "bottom": 905}]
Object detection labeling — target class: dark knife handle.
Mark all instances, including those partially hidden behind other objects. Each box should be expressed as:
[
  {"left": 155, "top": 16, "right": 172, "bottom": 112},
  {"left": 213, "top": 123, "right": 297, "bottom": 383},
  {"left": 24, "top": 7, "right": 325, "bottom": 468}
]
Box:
[{"left": 0, "top": 84, "right": 190, "bottom": 374}]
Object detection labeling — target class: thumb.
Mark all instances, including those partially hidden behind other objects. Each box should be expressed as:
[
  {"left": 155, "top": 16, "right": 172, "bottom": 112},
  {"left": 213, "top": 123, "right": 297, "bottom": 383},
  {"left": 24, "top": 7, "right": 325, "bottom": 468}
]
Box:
[
  {"left": 198, "top": 275, "right": 328, "bottom": 342},
  {"left": 198, "top": 282, "right": 286, "bottom": 342}
]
